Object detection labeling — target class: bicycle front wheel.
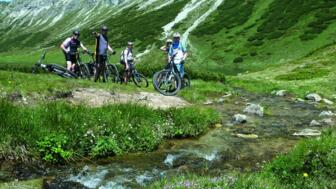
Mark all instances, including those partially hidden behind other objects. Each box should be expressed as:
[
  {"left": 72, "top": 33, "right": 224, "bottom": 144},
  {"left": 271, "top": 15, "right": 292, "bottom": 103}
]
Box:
[
  {"left": 132, "top": 73, "right": 149, "bottom": 88},
  {"left": 79, "top": 64, "right": 91, "bottom": 79},
  {"left": 153, "top": 70, "right": 181, "bottom": 96}
]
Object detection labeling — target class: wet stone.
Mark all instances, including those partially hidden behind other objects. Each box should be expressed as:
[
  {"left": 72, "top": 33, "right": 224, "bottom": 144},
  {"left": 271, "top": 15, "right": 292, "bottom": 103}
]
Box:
[
  {"left": 305, "top": 93, "right": 322, "bottom": 102},
  {"left": 293, "top": 129, "right": 321, "bottom": 137},
  {"left": 310, "top": 120, "right": 321, "bottom": 127},
  {"left": 319, "top": 111, "right": 335, "bottom": 117},
  {"left": 43, "top": 178, "right": 89, "bottom": 189},
  {"left": 322, "top": 98, "right": 334, "bottom": 105},
  {"left": 232, "top": 114, "right": 247, "bottom": 124},
  {"left": 243, "top": 103, "right": 264, "bottom": 117},
  {"left": 234, "top": 134, "right": 258, "bottom": 139},
  {"left": 321, "top": 118, "right": 334, "bottom": 126}
]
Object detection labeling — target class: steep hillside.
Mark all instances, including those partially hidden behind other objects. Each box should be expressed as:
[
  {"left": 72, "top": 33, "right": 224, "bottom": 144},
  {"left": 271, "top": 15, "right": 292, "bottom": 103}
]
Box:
[
  {"left": 187, "top": 0, "right": 336, "bottom": 75},
  {"left": 0, "top": 0, "right": 336, "bottom": 78}
]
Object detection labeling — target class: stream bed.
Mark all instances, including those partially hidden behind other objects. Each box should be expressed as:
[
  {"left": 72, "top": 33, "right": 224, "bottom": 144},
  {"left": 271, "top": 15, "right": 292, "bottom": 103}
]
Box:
[{"left": 0, "top": 91, "right": 326, "bottom": 188}]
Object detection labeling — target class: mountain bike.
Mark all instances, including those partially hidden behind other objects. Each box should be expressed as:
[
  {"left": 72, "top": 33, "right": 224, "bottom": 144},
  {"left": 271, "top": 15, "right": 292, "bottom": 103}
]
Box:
[
  {"left": 32, "top": 51, "right": 77, "bottom": 79},
  {"left": 153, "top": 54, "right": 191, "bottom": 96},
  {"left": 74, "top": 51, "right": 91, "bottom": 79},
  {"left": 122, "top": 61, "right": 149, "bottom": 88},
  {"left": 92, "top": 53, "right": 120, "bottom": 83}
]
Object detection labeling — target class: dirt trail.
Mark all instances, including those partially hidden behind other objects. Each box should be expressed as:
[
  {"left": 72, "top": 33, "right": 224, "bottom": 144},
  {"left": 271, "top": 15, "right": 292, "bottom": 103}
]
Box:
[{"left": 68, "top": 88, "right": 190, "bottom": 109}]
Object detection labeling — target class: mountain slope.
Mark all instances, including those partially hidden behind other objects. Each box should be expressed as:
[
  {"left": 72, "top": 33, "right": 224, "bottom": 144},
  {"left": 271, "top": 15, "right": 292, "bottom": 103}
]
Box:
[{"left": 0, "top": 0, "right": 336, "bottom": 79}]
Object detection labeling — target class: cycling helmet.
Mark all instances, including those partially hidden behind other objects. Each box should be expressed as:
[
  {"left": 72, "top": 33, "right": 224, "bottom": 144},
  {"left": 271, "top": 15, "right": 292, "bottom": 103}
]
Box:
[
  {"left": 101, "top": 26, "right": 108, "bottom": 31},
  {"left": 73, "top": 30, "right": 80, "bottom": 36},
  {"left": 173, "top": 32, "right": 181, "bottom": 38},
  {"left": 127, "top": 41, "right": 134, "bottom": 46},
  {"left": 166, "top": 39, "right": 173, "bottom": 43}
]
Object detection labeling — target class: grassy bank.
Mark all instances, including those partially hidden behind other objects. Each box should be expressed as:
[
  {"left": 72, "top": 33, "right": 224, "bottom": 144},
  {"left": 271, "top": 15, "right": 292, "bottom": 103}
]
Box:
[
  {"left": 0, "top": 100, "right": 220, "bottom": 163},
  {"left": 149, "top": 129, "right": 336, "bottom": 189},
  {"left": 226, "top": 44, "right": 336, "bottom": 100}
]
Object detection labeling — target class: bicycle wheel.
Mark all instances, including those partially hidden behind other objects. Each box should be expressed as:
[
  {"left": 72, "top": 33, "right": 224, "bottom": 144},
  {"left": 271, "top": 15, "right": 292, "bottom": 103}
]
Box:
[
  {"left": 132, "top": 72, "right": 149, "bottom": 88},
  {"left": 79, "top": 64, "right": 91, "bottom": 79},
  {"left": 153, "top": 70, "right": 181, "bottom": 96},
  {"left": 49, "top": 64, "right": 77, "bottom": 79},
  {"left": 182, "top": 73, "right": 191, "bottom": 88},
  {"left": 107, "top": 64, "right": 120, "bottom": 83}
]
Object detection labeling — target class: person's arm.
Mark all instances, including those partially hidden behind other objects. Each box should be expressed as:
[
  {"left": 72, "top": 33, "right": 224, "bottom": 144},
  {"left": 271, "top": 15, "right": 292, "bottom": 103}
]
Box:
[
  {"left": 182, "top": 45, "right": 188, "bottom": 61},
  {"left": 160, "top": 46, "right": 167, "bottom": 52},
  {"left": 108, "top": 44, "right": 115, "bottom": 54},
  {"left": 80, "top": 43, "right": 88, "bottom": 52},
  {"left": 60, "top": 38, "right": 70, "bottom": 53}
]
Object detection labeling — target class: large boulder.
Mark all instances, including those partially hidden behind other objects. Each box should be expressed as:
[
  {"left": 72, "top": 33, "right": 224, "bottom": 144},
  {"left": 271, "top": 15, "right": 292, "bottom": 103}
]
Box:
[
  {"left": 243, "top": 104, "right": 264, "bottom": 117},
  {"left": 232, "top": 114, "right": 248, "bottom": 124},
  {"left": 305, "top": 93, "right": 322, "bottom": 102}
]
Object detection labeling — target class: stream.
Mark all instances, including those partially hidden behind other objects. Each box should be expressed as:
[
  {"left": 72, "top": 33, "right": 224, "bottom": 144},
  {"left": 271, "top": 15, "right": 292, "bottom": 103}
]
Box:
[{"left": 0, "top": 91, "right": 325, "bottom": 188}]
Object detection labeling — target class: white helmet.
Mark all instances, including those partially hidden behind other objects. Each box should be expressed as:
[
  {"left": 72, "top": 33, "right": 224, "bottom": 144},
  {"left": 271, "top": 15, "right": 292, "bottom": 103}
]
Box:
[
  {"left": 166, "top": 39, "right": 173, "bottom": 43},
  {"left": 127, "top": 41, "right": 134, "bottom": 46},
  {"left": 173, "top": 32, "right": 181, "bottom": 38}
]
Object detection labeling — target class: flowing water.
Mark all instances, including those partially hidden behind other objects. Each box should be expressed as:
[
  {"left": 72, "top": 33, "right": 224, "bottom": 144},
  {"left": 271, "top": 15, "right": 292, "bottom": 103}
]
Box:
[{"left": 0, "top": 91, "right": 324, "bottom": 188}]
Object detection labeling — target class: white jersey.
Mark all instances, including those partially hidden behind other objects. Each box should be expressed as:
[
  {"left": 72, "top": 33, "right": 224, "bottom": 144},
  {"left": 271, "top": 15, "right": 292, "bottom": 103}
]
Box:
[{"left": 121, "top": 48, "right": 134, "bottom": 62}]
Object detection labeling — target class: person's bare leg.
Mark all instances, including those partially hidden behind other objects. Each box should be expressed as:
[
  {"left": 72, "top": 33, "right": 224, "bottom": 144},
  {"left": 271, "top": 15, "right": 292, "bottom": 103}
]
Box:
[{"left": 66, "top": 61, "right": 72, "bottom": 71}]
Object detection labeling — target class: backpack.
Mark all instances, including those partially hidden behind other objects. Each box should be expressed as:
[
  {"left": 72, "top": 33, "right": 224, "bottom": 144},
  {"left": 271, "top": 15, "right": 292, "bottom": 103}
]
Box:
[{"left": 120, "top": 48, "right": 132, "bottom": 62}]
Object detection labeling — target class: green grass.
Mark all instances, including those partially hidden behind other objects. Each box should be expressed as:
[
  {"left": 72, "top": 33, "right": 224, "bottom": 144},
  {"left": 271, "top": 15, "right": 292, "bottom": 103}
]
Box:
[
  {"left": 0, "top": 70, "right": 152, "bottom": 96},
  {"left": 149, "top": 129, "right": 336, "bottom": 189},
  {"left": 0, "top": 100, "right": 220, "bottom": 163},
  {"left": 227, "top": 43, "right": 336, "bottom": 99}
]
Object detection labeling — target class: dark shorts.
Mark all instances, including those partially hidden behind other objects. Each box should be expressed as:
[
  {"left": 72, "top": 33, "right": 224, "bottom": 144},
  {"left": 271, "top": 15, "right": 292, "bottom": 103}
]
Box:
[
  {"left": 96, "top": 55, "right": 107, "bottom": 65},
  {"left": 63, "top": 52, "right": 77, "bottom": 63},
  {"left": 120, "top": 60, "right": 133, "bottom": 70}
]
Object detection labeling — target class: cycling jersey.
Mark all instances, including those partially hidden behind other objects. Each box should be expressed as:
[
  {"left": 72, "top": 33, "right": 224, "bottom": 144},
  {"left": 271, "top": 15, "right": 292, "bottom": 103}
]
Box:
[
  {"left": 121, "top": 48, "right": 134, "bottom": 63},
  {"left": 96, "top": 34, "right": 109, "bottom": 56},
  {"left": 168, "top": 42, "right": 187, "bottom": 64},
  {"left": 62, "top": 37, "right": 81, "bottom": 55}
]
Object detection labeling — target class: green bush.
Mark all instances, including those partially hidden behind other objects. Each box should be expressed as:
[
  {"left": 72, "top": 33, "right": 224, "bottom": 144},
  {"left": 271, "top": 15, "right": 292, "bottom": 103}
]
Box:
[
  {"left": 91, "top": 137, "right": 122, "bottom": 158},
  {"left": 0, "top": 100, "right": 219, "bottom": 163},
  {"left": 265, "top": 130, "right": 336, "bottom": 187},
  {"left": 37, "top": 134, "right": 72, "bottom": 163},
  {"left": 233, "top": 57, "right": 244, "bottom": 63},
  {"left": 166, "top": 107, "right": 220, "bottom": 138}
]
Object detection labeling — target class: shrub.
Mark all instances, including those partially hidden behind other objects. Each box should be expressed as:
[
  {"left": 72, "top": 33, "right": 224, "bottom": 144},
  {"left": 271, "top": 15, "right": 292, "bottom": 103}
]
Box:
[
  {"left": 91, "top": 137, "right": 122, "bottom": 158},
  {"left": 166, "top": 107, "right": 220, "bottom": 138},
  {"left": 233, "top": 57, "right": 244, "bottom": 63},
  {"left": 37, "top": 134, "right": 72, "bottom": 163}
]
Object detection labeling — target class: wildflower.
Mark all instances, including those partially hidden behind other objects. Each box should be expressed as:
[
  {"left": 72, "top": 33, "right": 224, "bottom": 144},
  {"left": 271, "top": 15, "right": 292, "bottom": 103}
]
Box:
[{"left": 303, "top": 173, "right": 309, "bottom": 177}]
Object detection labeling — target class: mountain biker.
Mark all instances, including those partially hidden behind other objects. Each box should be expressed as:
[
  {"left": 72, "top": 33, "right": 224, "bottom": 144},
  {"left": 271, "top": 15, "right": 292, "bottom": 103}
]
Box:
[
  {"left": 168, "top": 32, "right": 188, "bottom": 78},
  {"left": 160, "top": 39, "right": 173, "bottom": 68},
  {"left": 160, "top": 39, "right": 173, "bottom": 54},
  {"left": 60, "top": 30, "right": 88, "bottom": 72},
  {"left": 120, "top": 41, "right": 134, "bottom": 84},
  {"left": 93, "top": 25, "right": 116, "bottom": 82}
]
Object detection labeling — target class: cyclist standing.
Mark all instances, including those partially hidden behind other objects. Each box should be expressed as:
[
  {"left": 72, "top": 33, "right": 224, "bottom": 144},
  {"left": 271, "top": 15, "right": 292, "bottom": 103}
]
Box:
[
  {"left": 160, "top": 39, "right": 173, "bottom": 54},
  {"left": 120, "top": 42, "right": 134, "bottom": 84},
  {"left": 94, "top": 26, "right": 116, "bottom": 82},
  {"left": 168, "top": 32, "right": 188, "bottom": 78},
  {"left": 60, "top": 30, "right": 88, "bottom": 72}
]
